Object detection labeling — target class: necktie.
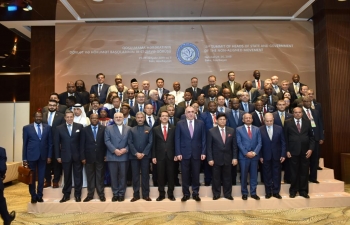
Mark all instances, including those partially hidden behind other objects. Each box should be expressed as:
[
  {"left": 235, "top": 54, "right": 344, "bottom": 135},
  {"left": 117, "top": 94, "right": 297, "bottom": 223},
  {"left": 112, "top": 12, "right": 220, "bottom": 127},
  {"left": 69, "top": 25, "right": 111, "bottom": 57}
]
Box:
[
  {"left": 230, "top": 81, "right": 234, "bottom": 92},
  {"left": 264, "top": 105, "right": 267, "bottom": 113},
  {"left": 48, "top": 112, "right": 53, "bottom": 126},
  {"left": 244, "top": 103, "right": 248, "bottom": 112},
  {"left": 193, "top": 88, "right": 197, "bottom": 98},
  {"left": 260, "top": 112, "right": 264, "bottom": 125},
  {"left": 98, "top": 84, "right": 102, "bottom": 96},
  {"left": 257, "top": 80, "right": 261, "bottom": 89},
  {"left": 234, "top": 110, "right": 238, "bottom": 125},
  {"left": 274, "top": 85, "right": 279, "bottom": 93},
  {"left": 145, "top": 90, "right": 148, "bottom": 96},
  {"left": 200, "top": 106, "right": 203, "bottom": 113},
  {"left": 268, "top": 126, "right": 272, "bottom": 140},
  {"left": 281, "top": 112, "right": 285, "bottom": 126},
  {"left": 148, "top": 116, "right": 152, "bottom": 127},
  {"left": 170, "top": 117, "right": 173, "bottom": 125},
  {"left": 269, "top": 96, "right": 272, "bottom": 105},
  {"left": 163, "top": 125, "right": 167, "bottom": 141},
  {"left": 189, "top": 120, "right": 194, "bottom": 138},
  {"left": 247, "top": 126, "right": 252, "bottom": 139},
  {"left": 306, "top": 109, "right": 312, "bottom": 120},
  {"left": 221, "top": 128, "right": 226, "bottom": 143},
  {"left": 296, "top": 120, "right": 301, "bottom": 132},
  {"left": 119, "top": 92, "right": 123, "bottom": 100},
  {"left": 115, "top": 108, "right": 119, "bottom": 113},
  {"left": 37, "top": 124, "right": 42, "bottom": 140},
  {"left": 220, "top": 107, "right": 224, "bottom": 112},
  {"left": 186, "top": 101, "right": 189, "bottom": 107},
  {"left": 311, "top": 103, "right": 315, "bottom": 109},
  {"left": 294, "top": 83, "right": 298, "bottom": 93},
  {"left": 140, "top": 105, "right": 143, "bottom": 112},
  {"left": 130, "top": 99, "right": 134, "bottom": 107},
  {"left": 93, "top": 126, "right": 97, "bottom": 141},
  {"left": 68, "top": 124, "right": 72, "bottom": 136},
  {"left": 152, "top": 101, "right": 156, "bottom": 114},
  {"left": 212, "top": 113, "right": 217, "bottom": 125}
]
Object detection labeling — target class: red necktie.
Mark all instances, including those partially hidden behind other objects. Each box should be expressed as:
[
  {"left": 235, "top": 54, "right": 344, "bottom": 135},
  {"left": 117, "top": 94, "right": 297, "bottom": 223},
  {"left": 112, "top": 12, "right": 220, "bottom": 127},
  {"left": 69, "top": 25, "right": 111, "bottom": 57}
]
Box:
[
  {"left": 212, "top": 113, "right": 217, "bottom": 124},
  {"left": 306, "top": 109, "right": 312, "bottom": 120},
  {"left": 296, "top": 120, "right": 301, "bottom": 133},
  {"left": 247, "top": 126, "right": 252, "bottom": 139},
  {"left": 258, "top": 80, "right": 261, "bottom": 89},
  {"left": 264, "top": 105, "right": 267, "bottom": 113},
  {"left": 163, "top": 126, "right": 167, "bottom": 141},
  {"left": 260, "top": 112, "right": 264, "bottom": 125}
]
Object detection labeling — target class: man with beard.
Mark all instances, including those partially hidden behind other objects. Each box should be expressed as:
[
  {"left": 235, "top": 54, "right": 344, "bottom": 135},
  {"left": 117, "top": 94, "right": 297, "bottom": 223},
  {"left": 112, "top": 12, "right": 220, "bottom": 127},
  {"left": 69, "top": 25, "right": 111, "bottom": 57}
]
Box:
[{"left": 75, "top": 80, "right": 90, "bottom": 105}]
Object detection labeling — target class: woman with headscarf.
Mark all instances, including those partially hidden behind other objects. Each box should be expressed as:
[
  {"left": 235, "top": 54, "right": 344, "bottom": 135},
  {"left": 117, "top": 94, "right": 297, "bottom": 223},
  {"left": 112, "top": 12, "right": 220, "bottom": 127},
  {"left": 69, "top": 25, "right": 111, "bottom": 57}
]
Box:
[{"left": 98, "top": 107, "right": 113, "bottom": 126}]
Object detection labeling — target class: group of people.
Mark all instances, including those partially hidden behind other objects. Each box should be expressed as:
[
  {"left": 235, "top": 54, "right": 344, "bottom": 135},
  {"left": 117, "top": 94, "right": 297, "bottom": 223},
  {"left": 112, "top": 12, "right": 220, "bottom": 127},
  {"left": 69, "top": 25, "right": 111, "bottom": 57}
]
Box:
[{"left": 21, "top": 70, "right": 323, "bottom": 204}]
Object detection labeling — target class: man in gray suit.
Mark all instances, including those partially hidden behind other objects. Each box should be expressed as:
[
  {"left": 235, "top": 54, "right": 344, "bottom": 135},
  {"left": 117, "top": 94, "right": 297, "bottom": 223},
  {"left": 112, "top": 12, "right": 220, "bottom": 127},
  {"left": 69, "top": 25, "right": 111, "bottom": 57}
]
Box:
[
  {"left": 128, "top": 112, "right": 153, "bottom": 202},
  {"left": 104, "top": 112, "right": 131, "bottom": 202}
]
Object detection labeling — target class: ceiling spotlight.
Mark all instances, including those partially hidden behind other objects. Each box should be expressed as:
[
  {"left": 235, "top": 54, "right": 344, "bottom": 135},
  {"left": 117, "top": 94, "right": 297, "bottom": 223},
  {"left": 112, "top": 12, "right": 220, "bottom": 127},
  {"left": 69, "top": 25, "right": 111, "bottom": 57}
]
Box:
[
  {"left": 93, "top": 0, "right": 104, "bottom": 2},
  {"left": 0, "top": 56, "right": 5, "bottom": 59},
  {"left": 4, "top": 54, "right": 9, "bottom": 57},
  {"left": 2, "top": 65, "right": 6, "bottom": 68}
]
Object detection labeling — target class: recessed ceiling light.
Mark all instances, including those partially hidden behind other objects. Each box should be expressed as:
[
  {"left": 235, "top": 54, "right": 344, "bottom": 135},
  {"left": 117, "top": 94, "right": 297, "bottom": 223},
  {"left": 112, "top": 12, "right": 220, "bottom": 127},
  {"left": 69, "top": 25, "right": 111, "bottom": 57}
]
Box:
[
  {"left": 338, "top": 0, "right": 347, "bottom": 1},
  {"left": 2, "top": 65, "right": 6, "bottom": 67},
  {"left": 0, "top": 56, "right": 5, "bottom": 59},
  {"left": 4, "top": 54, "right": 8, "bottom": 56},
  {"left": 93, "top": 0, "right": 103, "bottom": 2}
]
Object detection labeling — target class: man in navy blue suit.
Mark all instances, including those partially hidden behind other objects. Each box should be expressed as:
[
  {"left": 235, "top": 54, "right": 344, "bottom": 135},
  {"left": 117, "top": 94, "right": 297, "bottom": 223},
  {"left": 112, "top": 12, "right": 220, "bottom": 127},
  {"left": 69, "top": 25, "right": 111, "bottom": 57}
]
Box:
[
  {"left": 259, "top": 113, "right": 286, "bottom": 199},
  {"left": 22, "top": 111, "right": 53, "bottom": 203},
  {"left": 251, "top": 100, "right": 265, "bottom": 127},
  {"left": 156, "top": 78, "right": 170, "bottom": 102},
  {"left": 176, "top": 106, "right": 206, "bottom": 202},
  {"left": 236, "top": 113, "right": 262, "bottom": 200},
  {"left": 239, "top": 92, "right": 255, "bottom": 113},
  {"left": 145, "top": 90, "right": 164, "bottom": 116}
]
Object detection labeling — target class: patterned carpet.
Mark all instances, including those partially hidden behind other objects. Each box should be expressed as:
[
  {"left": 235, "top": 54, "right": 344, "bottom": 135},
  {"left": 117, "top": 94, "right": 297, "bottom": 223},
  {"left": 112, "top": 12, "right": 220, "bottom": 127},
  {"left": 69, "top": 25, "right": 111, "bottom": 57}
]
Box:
[{"left": 3, "top": 182, "right": 350, "bottom": 225}]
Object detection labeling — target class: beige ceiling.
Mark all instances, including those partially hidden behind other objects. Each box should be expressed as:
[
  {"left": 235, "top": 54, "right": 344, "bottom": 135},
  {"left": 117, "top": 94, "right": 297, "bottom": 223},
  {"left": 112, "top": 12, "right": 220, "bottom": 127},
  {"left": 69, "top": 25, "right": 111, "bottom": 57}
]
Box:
[{"left": 56, "top": 0, "right": 314, "bottom": 20}]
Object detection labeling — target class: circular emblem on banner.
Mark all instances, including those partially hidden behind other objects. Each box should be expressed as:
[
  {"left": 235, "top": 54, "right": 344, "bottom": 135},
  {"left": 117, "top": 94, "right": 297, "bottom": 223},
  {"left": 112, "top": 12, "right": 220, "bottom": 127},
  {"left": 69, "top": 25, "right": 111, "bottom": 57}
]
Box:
[{"left": 176, "top": 43, "right": 200, "bottom": 65}]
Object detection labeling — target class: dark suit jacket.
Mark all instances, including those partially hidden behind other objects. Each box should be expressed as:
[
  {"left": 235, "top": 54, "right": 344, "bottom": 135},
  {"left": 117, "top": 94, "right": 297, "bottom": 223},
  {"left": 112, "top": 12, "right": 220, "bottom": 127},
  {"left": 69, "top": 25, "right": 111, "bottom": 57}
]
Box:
[
  {"left": 130, "top": 104, "right": 145, "bottom": 117},
  {"left": 199, "top": 111, "right": 217, "bottom": 131},
  {"left": 273, "top": 111, "right": 292, "bottom": 127},
  {"left": 284, "top": 118, "right": 315, "bottom": 156},
  {"left": 152, "top": 124, "right": 175, "bottom": 160},
  {"left": 55, "top": 122, "right": 83, "bottom": 162},
  {"left": 158, "top": 105, "right": 185, "bottom": 119},
  {"left": 108, "top": 108, "right": 122, "bottom": 118},
  {"left": 177, "top": 100, "right": 192, "bottom": 109},
  {"left": 168, "top": 116, "right": 180, "bottom": 126},
  {"left": 288, "top": 82, "right": 305, "bottom": 102},
  {"left": 226, "top": 109, "right": 245, "bottom": 130},
  {"left": 0, "top": 147, "right": 6, "bottom": 183},
  {"left": 207, "top": 126, "right": 238, "bottom": 165},
  {"left": 59, "top": 92, "right": 85, "bottom": 105},
  {"left": 144, "top": 115, "right": 159, "bottom": 128},
  {"left": 201, "top": 84, "right": 222, "bottom": 97},
  {"left": 185, "top": 87, "right": 202, "bottom": 101},
  {"left": 127, "top": 116, "right": 137, "bottom": 127},
  {"left": 221, "top": 81, "right": 241, "bottom": 98},
  {"left": 241, "top": 88, "right": 260, "bottom": 103},
  {"left": 251, "top": 111, "right": 265, "bottom": 127},
  {"left": 175, "top": 119, "right": 206, "bottom": 159},
  {"left": 239, "top": 102, "right": 255, "bottom": 113},
  {"left": 42, "top": 111, "right": 65, "bottom": 137},
  {"left": 22, "top": 123, "right": 52, "bottom": 161},
  {"left": 128, "top": 125, "right": 153, "bottom": 159},
  {"left": 80, "top": 125, "right": 106, "bottom": 164},
  {"left": 42, "top": 105, "right": 67, "bottom": 114},
  {"left": 259, "top": 125, "right": 286, "bottom": 160},
  {"left": 302, "top": 108, "right": 324, "bottom": 141},
  {"left": 252, "top": 79, "right": 265, "bottom": 90},
  {"left": 145, "top": 99, "right": 164, "bottom": 115},
  {"left": 157, "top": 88, "right": 170, "bottom": 101},
  {"left": 90, "top": 83, "right": 110, "bottom": 104}
]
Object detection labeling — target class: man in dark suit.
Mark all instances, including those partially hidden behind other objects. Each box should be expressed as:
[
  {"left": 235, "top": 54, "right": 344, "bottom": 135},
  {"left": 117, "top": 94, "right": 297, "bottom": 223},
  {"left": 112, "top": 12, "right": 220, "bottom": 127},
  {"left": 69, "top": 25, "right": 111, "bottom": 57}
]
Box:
[
  {"left": 273, "top": 100, "right": 293, "bottom": 127},
  {"left": 301, "top": 97, "right": 324, "bottom": 183},
  {"left": 108, "top": 96, "right": 122, "bottom": 118},
  {"left": 75, "top": 80, "right": 90, "bottom": 106},
  {"left": 197, "top": 96, "right": 207, "bottom": 113},
  {"left": 221, "top": 71, "right": 241, "bottom": 98},
  {"left": 130, "top": 92, "right": 146, "bottom": 116},
  {"left": 252, "top": 70, "right": 265, "bottom": 90},
  {"left": 156, "top": 78, "right": 170, "bottom": 102},
  {"left": 185, "top": 77, "right": 202, "bottom": 101},
  {"left": 123, "top": 88, "right": 136, "bottom": 108},
  {"left": 158, "top": 94, "right": 185, "bottom": 119},
  {"left": 0, "top": 147, "right": 16, "bottom": 225},
  {"left": 204, "top": 87, "right": 218, "bottom": 107},
  {"left": 288, "top": 74, "right": 305, "bottom": 102},
  {"left": 263, "top": 85, "right": 279, "bottom": 108},
  {"left": 178, "top": 91, "right": 193, "bottom": 109},
  {"left": 271, "top": 76, "right": 282, "bottom": 95},
  {"left": 176, "top": 106, "right": 206, "bottom": 202},
  {"left": 284, "top": 107, "right": 315, "bottom": 198},
  {"left": 42, "top": 100, "right": 65, "bottom": 188},
  {"left": 83, "top": 93, "right": 97, "bottom": 113},
  {"left": 89, "top": 73, "right": 110, "bottom": 105},
  {"left": 239, "top": 92, "right": 255, "bottom": 113},
  {"left": 59, "top": 81, "right": 85, "bottom": 106},
  {"left": 141, "top": 80, "right": 151, "bottom": 100},
  {"left": 22, "top": 111, "right": 52, "bottom": 203},
  {"left": 41, "top": 92, "right": 67, "bottom": 114},
  {"left": 145, "top": 90, "right": 164, "bottom": 116},
  {"left": 236, "top": 113, "right": 262, "bottom": 200},
  {"left": 201, "top": 75, "right": 222, "bottom": 97},
  {"left": 277, "top": 80, "right": 291, "bottom": 100},
  {"left": 128, "top": 112, "right": 153, "bottom": 202},
  {"left": 143, "top": 104, "right": 159, "bottom": 128},
  {"left": 80, "top": 114, "right": 107, "bottom": 202},
  {"left": 241, "top": 81, "right": 260, "bottom": 103},
  {"left": 251, "top": 100, "right": 265, "bottom": 127},
  {"left": 258, "top": 94, "right": 275, "bottom": 113},
  {"left": 167, "top": 105, "right": 180, "bottom": 126},
  {"left": 120, "top": 103, "right": 137, "bottom": 127},
  {"left": 291, "top": 85, "right": 309, "bottom": 110},
  {"left": 104, "top": 112, "right": 131, "bottom": 202},
  {"left": 152, "top": 111, "right": 176, "bottom": 201},
  {"left": 207, "top": 113, "right": 238, "bottom": 200},
  {"left": 259, "top": 113, "right": 286, "bottom": 199},
  {"left": 86, "top": 98, "right": 100, "bottom": 118},
  {"left": 55, "top": 111, "right": 84, "bottom": 203}
]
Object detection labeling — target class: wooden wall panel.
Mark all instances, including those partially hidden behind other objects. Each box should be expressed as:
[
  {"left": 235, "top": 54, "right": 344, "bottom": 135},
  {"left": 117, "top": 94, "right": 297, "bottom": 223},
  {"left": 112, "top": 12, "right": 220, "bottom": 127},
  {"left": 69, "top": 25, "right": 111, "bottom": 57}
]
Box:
[{"left": 313, "top": 0, "right": 350, "bottom": 179}]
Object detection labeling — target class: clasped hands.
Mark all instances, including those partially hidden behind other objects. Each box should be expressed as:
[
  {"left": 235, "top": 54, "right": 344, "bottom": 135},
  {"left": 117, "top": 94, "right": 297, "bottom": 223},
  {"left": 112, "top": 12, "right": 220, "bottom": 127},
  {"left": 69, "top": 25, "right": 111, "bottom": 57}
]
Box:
[
  {"left": 208, "top": 159, "right": 237, "bottom": 166},
  {"left": 114, "top": 148, "right": 127, "bottom": 156}
]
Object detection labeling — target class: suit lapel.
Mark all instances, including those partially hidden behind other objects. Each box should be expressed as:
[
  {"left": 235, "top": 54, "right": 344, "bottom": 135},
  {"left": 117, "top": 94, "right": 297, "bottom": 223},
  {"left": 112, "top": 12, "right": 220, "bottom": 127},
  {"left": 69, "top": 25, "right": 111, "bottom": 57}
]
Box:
[
  {"left": 87, "top": 126, "right": 95, "bottom": 141},
  {"left": 31, "top": 124, "right": 40, "bottom": 140}
]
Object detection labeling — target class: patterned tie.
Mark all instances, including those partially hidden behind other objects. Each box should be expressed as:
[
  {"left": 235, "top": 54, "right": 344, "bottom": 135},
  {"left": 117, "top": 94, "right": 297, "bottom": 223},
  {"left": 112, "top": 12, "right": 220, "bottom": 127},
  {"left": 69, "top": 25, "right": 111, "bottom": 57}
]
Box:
[
  {"left": 93, "top": 126, "right": 97, "bottom": 141},
  {"left": 212, "top": 113, "right": 217, "bottom": 125},
  {"left": 119, "top": 92, "right": 123, "bottom": 100},
  {"left": 98, "top": 84, "right": 102, "bottom": 96},
  {"left": 48, "top": 112, "right": 53, "bottom": 126},
  {"left": 130, "top": 99, "right": 134, "bottom": 107},
  {"left": 163, "top": 125, "right": 167, "bottom": 141},
  {"left": 281, "top": 112, "right": 285, "bottom": 126},
  {"left": 260, "top": 112, "right": 265, "bottom": 125},
  {"left": 296, "top": 120, "right": 301, "bottom": 133},
  {"left": 37, "top": 124, "right": 42, "bottom": 140},
  {"left": 220, "top": 107, "right": 224, "bottom": 112},
  {"left": 189, "top": 120, "right": 194, "bottom": 138},
  {"left": 221, "top": 128, "right": 226, "bottom": 143},
  {"left": 148, "top": 116, "right": 152, "bottom": 127},
  {"left": 68, "top": 124, "right": 72, "bottom": 136},
  {"left": 306, "top": 109, "right": 312, "bottom": 120},
  {"left": 247, "top": 126, "right": 252, "bottom": 139}
]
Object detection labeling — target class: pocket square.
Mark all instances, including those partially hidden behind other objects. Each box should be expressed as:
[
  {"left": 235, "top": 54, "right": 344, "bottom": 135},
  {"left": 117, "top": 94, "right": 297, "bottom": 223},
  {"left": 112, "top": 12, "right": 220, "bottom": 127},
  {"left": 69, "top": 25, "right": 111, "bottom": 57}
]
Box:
[
  {"left": 144, "top": 130, "right": 149, "bottom": 134},
  {"left": 228, "top": 134, "right": 232, "bottom": 137},
  {"left": 76, "top": 130, "right": 80, "bottom": 132}
]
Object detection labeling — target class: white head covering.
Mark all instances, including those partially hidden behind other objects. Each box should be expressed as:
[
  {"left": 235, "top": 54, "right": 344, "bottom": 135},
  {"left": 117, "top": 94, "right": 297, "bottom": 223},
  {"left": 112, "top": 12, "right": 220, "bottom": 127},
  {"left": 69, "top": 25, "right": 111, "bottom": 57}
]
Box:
[{"left": 72, "top": 103, "right": 89, "bottom": 127}]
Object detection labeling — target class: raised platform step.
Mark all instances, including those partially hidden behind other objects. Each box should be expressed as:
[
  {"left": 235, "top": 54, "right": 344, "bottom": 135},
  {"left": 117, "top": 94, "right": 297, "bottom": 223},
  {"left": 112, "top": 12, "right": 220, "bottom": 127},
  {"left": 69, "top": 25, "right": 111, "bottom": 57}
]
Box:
[{"left": 27, "top": 191, "right": 350, "bottom": 213}]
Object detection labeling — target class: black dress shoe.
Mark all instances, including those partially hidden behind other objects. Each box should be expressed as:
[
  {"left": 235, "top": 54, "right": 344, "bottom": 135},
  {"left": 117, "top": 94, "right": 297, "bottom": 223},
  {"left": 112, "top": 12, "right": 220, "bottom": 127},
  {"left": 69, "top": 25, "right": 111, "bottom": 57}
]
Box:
[
  {"left": 83, "top": 196, "right": 93, "bottom": 202},
  {"left": 112, "top": 196, "right": 119, "bottom": 202},
  {"left": 300, "top": 193, "right": 310, "bottom": 199},
  {"left": 317, "top": 166, "right": 323, "bottom": 170},
  {"left": 127, "top": 181, "right": 132, "bottom": 187},
  {"left": 175, "top": 182, "right": 181, "bottom": 187},
  {"left": 309, "top": 179, "right": 320, "bottom": 184},
  {"left": 6, "top": 211, "right": 15, "bottom": 225},
  {"left": 204, "top": 182, "right": 211, "bottom": 186},
  {"left": 251, "top": 195, "right": 260, "bottom": 200},
  {"left": 75, "top": 197, "right": 81, "bottom": 202},
  {"left": 31, "top": 198, "right": 37, "bottom": 204},
  {"left": 289, "top": 193, "right": 296, "bottom": 198},
  {"left": 168, "top": 196, "right": 176, "bottom": 201},
  {"left": 181, "top": 196, "right": 190, "bottom": 202},
  {"left": 100, "top": 196, "right": 106, "bottom": 202},
  {"left": 130, "top": 197, "right": 140, "bottom": 202},
  {"left": 153, "top": 181, "right": 158, "bottom": 187},
  {"left": 213, "top": 195, "right": 220, "bottom": 200},
  {"left": 59, "top": 196, "right": 70, "bottom": 203},
  {"left": 265, "top": 194, "right": 272, "bottom": 199},
  {"left": 225, "top": 196, "right": 234, "bottom": 200},
  {"left": 156, "top": 196, "right": 165, "bottom": 201},
  {"left": 193, "top": 195, "right": 201, "bottom": 202},
  {"left": 37, "top": 197, "right": 44, "bottom": 203},
  {"left": 118, "top": 196, "right": 125, "bottom": 202},
  {"left": 284, "top": 180, "right": 291, "bottom": 184},
  {"left": 143, "top": 197, "right": 152, "bottom": 201},
  {"left": 242, "top": 195, "right": 248, "bottom": 200},
  {"left": 273, "top": 193, "right": 282, "bottom": 199}
]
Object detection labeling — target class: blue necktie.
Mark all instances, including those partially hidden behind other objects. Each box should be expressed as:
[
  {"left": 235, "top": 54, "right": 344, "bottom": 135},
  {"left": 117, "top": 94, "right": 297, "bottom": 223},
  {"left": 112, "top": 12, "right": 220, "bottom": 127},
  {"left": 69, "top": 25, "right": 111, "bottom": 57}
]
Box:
[
  {"left": 124, "top": 118, "right": 127, "bottom": 125},
  {"left": 37, "top": 124, "right": 42, "bottom": 140},
  {"left": 200, "top": 106, "right": 203, "bottom": 113},
  {"left": 48, "top": 112, "right": 53, "bottom": 126},
  {"left": 119, "top": 92, "right": 123, "bottom": 100},
  {"left": 220, "top": 107, "right": 224, "bottom": 112},
  {"left": 140, "top": 105, "right": 143, "bottom": 112},
  {"left": 93, "top": 126, "right": 97, "bottom": 141},
  {"left": 68, "top": 124, "right": 72, "bottom": 136},
  {"left": 234, "top": 110, "right": 238, "bottom": 124},
  {"left": 170, "top": 117, "right": 173, "bottom": 125},
  {"left": 244, "top": 103, "right": 248, "bottom": 112},
  {"left": 148, "top": 116, "right": 152, "bottom": 127},
  {"left": 130, "top": 99, "right": 134, "bottom": 107}
]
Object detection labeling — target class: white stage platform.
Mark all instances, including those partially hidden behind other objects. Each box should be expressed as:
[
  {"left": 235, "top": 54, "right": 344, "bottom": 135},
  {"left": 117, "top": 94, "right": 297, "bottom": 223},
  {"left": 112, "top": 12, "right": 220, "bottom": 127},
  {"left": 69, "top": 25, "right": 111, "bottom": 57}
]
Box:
[{"left": 27, "top": 159, "right": 350, "bottom": 213}]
